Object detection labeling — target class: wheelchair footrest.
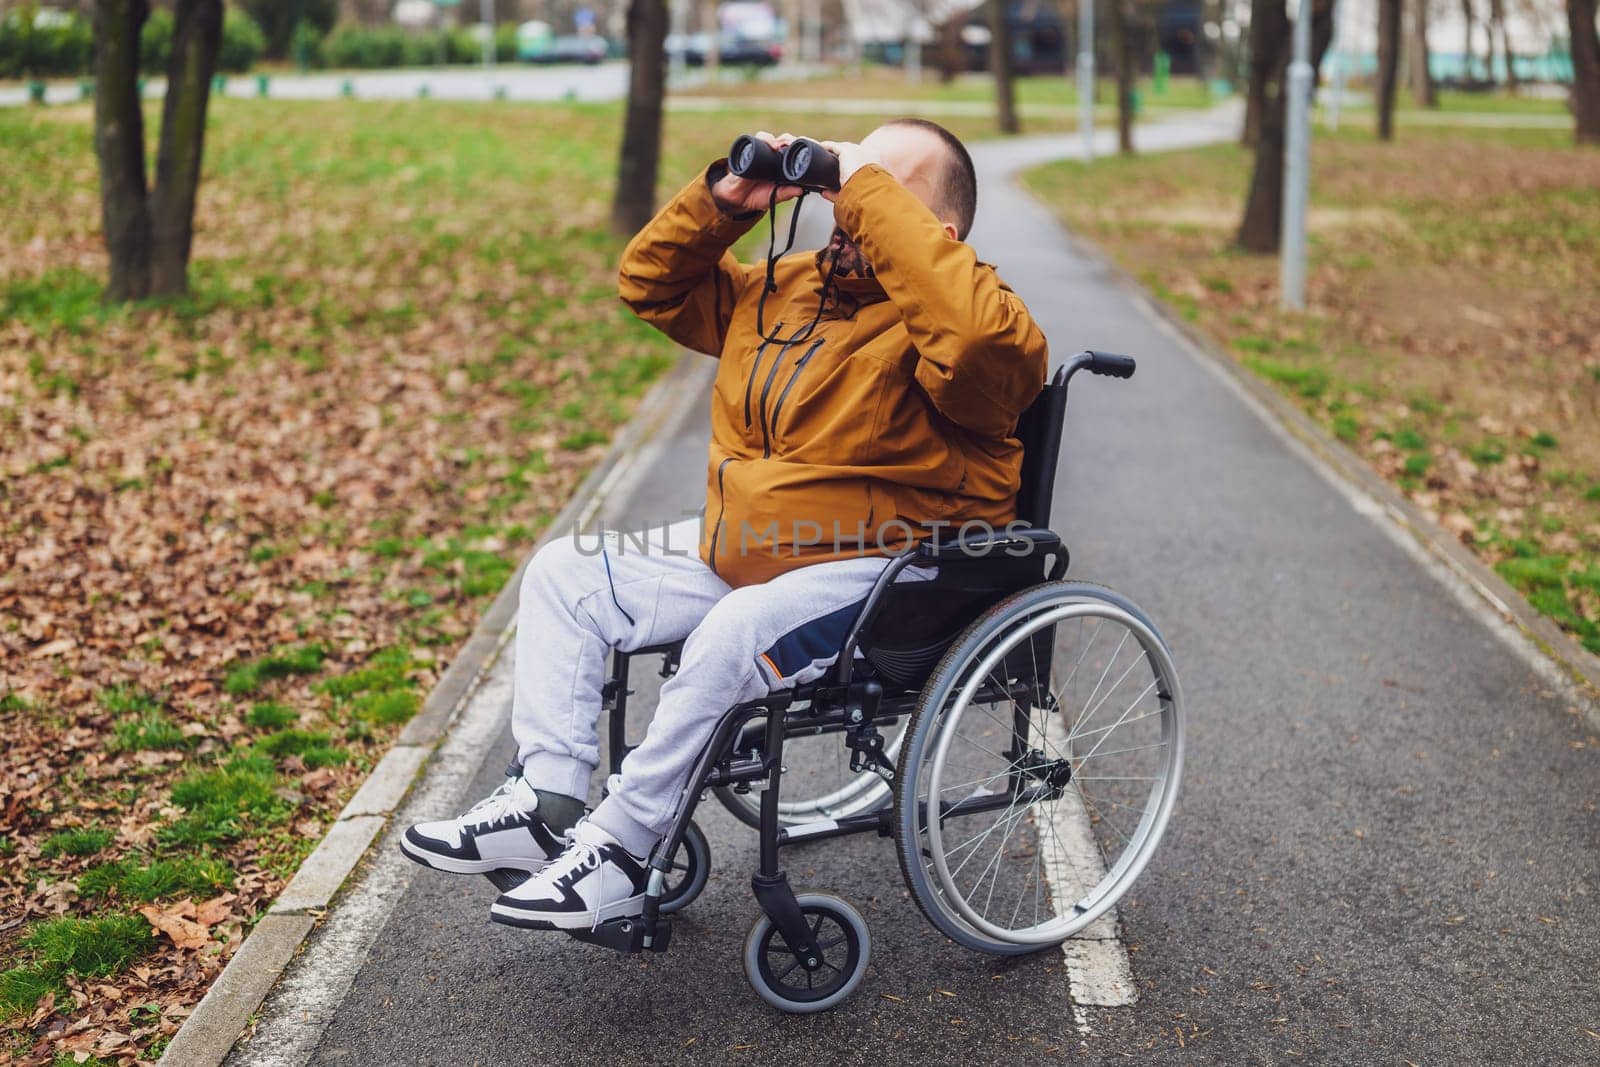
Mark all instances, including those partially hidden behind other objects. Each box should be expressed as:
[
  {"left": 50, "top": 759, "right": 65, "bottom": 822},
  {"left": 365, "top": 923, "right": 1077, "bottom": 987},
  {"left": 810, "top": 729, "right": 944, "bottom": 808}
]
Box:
[{"left": 566, "top": 915, "right": 672, "bottom": 954}]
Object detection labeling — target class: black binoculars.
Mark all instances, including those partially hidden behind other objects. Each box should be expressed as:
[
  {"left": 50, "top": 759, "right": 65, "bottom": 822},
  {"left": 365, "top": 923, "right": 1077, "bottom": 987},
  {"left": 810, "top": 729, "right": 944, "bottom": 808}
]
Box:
[{"left": 727, "top": 134, "right": 841, "bottom": 192}]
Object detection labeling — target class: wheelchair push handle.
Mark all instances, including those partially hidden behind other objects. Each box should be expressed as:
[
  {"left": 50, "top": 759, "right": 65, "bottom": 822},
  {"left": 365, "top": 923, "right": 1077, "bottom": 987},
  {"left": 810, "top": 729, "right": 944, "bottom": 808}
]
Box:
[{"left": 1082, "top": 350, "right": 1137, "bottom": 379}]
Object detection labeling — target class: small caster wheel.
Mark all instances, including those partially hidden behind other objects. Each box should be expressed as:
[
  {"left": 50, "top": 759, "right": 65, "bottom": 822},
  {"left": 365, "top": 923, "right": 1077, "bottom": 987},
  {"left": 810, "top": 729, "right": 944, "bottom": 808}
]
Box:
[
  {"left": 658, "top": 820, "right": 710, "bottom": 915},
  {"left": 742, "top": 892, "right": 870, "bottom": 1013}
]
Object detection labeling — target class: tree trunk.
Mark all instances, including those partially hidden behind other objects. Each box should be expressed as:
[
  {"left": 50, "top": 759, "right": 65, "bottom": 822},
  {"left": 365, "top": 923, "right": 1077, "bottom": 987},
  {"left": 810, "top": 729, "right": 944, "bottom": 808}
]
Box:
[
  {"left": 1460, "top": 0, "right": 1476, "bottom": 79},
  {"left": 701, "top": 0, "right": 719, "bottom": 82},
  {"left": 990, "top": 0, "right": 1019, "bottom": 133},
  {"left": 150, "top": 0, "right": 221, "bottom": 297},
  {"left": 1407, "top": 0, "right": 1436, "bottom": 106},
  {"left": 1111, "top": 0, "right": 1135, "bottom": 153},
  {"left": 94, "top": 0, "right": 152, "bottom": 303},
  {"left": 1492, "top": 0, "right": 1517, "bottom": 88},
  {"left": 1243, "top": 0, "right": 1287, "bottom": 144},
  {"left": 1235, "top": 0, "right": 1335, "bottom": 253},
  {"left": 1570, "top": 0, "right": 1600, "bottom": 142},
  {"left": 1376, "top": 0, "right": 1402, "bottom": 138},
  {"left": 612, "top": 0, "right": 668, "bottom": 235},
  {"left": 936, "top": 17, "right": 962, "bottom": 82}
]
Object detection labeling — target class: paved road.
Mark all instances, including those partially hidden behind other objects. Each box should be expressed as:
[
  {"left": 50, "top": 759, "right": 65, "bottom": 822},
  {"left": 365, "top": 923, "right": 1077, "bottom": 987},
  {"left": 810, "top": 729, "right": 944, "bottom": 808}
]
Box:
[
  {"left": 232, "top": 109, "right": 1599, "bottom": 1065},
  {"left": 0, "top": 61, "right": 829, "bottom": 107}
]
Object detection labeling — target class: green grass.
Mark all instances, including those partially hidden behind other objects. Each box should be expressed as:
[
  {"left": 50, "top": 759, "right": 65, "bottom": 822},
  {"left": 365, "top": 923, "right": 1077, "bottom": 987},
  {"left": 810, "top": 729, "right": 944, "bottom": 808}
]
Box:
[
  {"left": 253, "top": 728, "right": 348, "bottom": 767},
  {"left": 110, "top": 710, "right": 189, "bottom": 752},
  {"left": 222, "top": 643, "right": 326, "bottom": 696},
  {"left": 40, "top": 827, "right": 114, "bottom": 859},
  {"left": 99, "top": 684, "right": 163, "bottom": 715},
  {"left": 1243, "top": 356, "right": 1330, "bottom": 399},
  {"left": 0, "top": 964, "right": 63, "bottom": 1020},
  {"left": 245, "top": 701, "right": 298, "bottom": 728},
  {"left": 159, "top": 753, "right": 289, "bottom": 848},
  {"left": 78, "top": 855, "right": 235, "bottom": 902},
  {"left": 0, "top": 914, "right": 157, "bottom": 1018},
  {"left": 350, "top": 688, "right": 419, "bottom": 725}
]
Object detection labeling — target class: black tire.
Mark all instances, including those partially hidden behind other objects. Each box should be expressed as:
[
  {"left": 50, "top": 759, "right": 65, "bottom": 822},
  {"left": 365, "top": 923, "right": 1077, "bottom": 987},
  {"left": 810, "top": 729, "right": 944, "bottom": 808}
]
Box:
[
  {"left": 892, "top": 579, "right": 1179, "bottom": 955},
  {"left": 658, "top": 820, "right": 710, "bottom": 915},
  {"left": 742, "top": 892, "right": 870, "bottom": 1013}
]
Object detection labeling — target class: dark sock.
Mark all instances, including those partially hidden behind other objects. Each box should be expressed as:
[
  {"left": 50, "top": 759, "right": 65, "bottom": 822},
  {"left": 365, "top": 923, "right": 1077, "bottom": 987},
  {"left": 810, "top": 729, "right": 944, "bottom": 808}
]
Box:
[{"left": 533, "top": 789, "right": 585, "bottom": 834}]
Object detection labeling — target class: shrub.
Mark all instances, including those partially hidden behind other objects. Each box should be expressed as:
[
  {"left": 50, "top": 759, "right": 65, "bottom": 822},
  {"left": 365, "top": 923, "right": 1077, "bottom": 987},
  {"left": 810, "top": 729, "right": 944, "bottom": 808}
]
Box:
[
  {"left": 290, "top": 19, "right": 326, "bottom": 69},
  {"left": 324, "top": 26, "right": 406, "bottom": 69},
  {"left": 0, "top": 7, "right": 94, "bottom": 78},
  {"left": 241, "top": 0, "right": 336, "bottom": 59},
  {"left": 218, "top": 7, "right": 267, "bottom": 73}
]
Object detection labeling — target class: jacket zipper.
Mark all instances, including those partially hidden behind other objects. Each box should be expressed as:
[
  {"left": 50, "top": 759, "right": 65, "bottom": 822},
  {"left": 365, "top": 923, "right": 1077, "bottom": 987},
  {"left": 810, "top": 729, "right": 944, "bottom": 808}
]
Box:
[
  {"left": 707, "top": 457, "right": 734, "bottom": 577},
  {"left": 764, "top": 339, "right": 825, "bottom": 458},
  {"left": 756, "top": 338, "right": 800, "bottom": 458},
  {"left": 743, "top": 330, "right": 780, "bottom": 428}
]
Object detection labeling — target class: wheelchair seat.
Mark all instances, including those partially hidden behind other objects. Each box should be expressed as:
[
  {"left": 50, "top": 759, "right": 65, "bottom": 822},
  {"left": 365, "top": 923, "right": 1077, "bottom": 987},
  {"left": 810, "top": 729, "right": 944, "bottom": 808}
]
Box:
[{"left": 849, "top": 362, "right": 1073, "bottom": 689}]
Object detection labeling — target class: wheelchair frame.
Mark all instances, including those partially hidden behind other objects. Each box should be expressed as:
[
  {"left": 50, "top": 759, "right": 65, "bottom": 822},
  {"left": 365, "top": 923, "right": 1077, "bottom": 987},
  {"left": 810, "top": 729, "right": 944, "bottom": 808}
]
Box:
[{"left": 566, "top": 350, "right": 1145, "bottom": 1000}]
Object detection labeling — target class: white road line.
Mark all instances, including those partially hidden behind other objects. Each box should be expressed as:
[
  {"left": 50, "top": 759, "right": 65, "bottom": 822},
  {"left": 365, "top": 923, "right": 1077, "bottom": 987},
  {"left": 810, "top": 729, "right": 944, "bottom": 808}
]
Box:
[{"left": 1036, "top": 706, "right": 1138, "bottom": 1034}]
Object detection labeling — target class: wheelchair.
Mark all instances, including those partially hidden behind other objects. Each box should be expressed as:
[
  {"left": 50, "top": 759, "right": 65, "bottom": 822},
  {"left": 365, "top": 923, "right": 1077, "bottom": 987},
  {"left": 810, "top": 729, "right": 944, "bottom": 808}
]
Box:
[{"left": 499, "top": 350, "right": 1186, "bottom": 1012}]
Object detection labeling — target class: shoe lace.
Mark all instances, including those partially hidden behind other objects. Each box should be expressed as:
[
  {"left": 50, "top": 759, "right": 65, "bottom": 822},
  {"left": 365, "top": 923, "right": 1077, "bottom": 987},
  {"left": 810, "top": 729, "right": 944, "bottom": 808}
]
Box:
[
  {"left": 551, "top": 828, "right": 608, "bottom": 931},
  {"left": 463, "top": 778, "right": 523, "bottom": 830}
]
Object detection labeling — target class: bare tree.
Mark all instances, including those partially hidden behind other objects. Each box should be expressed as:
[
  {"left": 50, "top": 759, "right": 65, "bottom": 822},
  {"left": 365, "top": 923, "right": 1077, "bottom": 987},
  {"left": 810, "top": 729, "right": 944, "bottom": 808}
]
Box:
[
  {"left": 1490, "top": 0, "right": 1517, "bottom": 87},
  {"left": 1235, "top": 0, "right": 1335, "bottom": 253},
  {"left": 990, "top": 0, "right": 1019, "bottom": 133},
  {"left": 93, "top": 0, "right": 222, "bottom": 302},
  {"left": 612, "top": 0, "right": 669, "bottom": 235},
  {"left": 1571, "top": 0, "right": 1600, "bottom": 142},
  {"left": 1376, "top": 0, "right": 1402, "bottom": 137},
  {"left": 1460, "top": 0, "right": 1477, "bottom": 79},
  {"left": 935, "top": 14, "right": 963, "bottom": 82},
  {"left": 1110, "top": 0, "right": 1135, "bottom": 152},
  {"left": 1407, "top": 0, "right": 1436, "bottom": 106},
  {"left": 1243, "top": 0, "right": 1287, "bottom": 144}
]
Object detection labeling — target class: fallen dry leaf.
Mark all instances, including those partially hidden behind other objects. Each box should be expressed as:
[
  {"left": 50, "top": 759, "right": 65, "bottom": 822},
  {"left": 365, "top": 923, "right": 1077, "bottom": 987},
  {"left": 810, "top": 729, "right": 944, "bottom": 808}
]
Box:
[{"left": 140, "top": 903, "right": 211, "bottom": 951}]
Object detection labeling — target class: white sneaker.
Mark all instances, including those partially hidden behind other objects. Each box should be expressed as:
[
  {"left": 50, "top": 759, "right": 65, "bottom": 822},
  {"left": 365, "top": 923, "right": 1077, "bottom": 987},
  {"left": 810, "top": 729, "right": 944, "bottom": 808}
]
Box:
[
  {"left": 400, "top": 776, "right": 566, "bottom": 875},
  {"left": 489, "top": 820, "right": 651, "bottom": 930}
]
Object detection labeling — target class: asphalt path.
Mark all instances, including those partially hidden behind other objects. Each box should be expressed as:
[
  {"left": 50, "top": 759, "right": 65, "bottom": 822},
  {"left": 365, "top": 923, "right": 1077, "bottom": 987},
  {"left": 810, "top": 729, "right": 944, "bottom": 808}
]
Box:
[{"left": 232, "top": 109, "right": 1599, "bottom": 1065}]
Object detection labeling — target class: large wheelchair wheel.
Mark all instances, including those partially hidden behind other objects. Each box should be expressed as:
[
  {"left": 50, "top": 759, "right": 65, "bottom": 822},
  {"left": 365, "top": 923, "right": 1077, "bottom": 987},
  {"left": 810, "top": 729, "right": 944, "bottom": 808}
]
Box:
[
  {"left": 713, "top": 726, "right": 901, "bottom": 830},
  {"left": 894, "top": 582, "right": 1184, "bottom": 955}
]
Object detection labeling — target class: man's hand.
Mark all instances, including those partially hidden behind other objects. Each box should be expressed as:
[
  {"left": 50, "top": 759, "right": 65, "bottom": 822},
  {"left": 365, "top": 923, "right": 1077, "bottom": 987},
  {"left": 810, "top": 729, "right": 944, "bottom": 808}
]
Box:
[
  {"left": 711, "top": 131, "right": 804, "bottom": 214},
  {"left": 818, "top": 139, "right": 889, "bottom": 202}
]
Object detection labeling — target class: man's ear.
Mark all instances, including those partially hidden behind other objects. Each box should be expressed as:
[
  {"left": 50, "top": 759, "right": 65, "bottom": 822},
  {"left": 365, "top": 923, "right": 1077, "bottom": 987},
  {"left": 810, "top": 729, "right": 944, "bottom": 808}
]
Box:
[{"left": 942, "top": 221, "right": 960, "bottom": 241}]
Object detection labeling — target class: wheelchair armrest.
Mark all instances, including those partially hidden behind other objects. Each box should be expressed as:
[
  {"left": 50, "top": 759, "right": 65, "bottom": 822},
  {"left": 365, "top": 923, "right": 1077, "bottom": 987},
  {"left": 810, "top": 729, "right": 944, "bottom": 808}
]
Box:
[{"left": 916, "top": 527, "right": 1062, "bottom": 560}]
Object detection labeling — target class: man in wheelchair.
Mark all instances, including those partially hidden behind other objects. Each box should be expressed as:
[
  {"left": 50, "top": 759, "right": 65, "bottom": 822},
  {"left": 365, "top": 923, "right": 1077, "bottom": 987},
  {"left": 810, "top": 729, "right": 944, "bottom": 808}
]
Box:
[{"left": 401, "top": 120, "right": 1049, "bottom": 932}]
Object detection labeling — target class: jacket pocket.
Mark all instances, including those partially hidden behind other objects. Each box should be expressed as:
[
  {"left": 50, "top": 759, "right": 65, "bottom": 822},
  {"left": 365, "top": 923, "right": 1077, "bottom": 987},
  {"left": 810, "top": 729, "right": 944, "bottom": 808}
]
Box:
[{"left": 767, "top": 338, "right": 826, "bottom": 456}]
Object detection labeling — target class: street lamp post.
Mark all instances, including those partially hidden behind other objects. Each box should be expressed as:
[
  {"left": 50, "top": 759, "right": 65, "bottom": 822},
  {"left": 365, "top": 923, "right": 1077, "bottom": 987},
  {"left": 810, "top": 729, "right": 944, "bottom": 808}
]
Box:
[
  {"left": 1279, "top": 0, "right": 1313, "bottom": 311},
  {"left": 480, "top": 0, "right": 494, "bottom": 71},
  {"left": 1078, "top": 0, "right": 1095, "bottom": 161}
]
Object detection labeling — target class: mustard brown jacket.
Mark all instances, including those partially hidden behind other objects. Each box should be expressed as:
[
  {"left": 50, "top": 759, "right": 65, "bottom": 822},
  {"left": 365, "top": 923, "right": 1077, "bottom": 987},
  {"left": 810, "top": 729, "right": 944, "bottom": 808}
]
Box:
[{"left": 617, "top": 160, "right": 1050, "bottom": 588}]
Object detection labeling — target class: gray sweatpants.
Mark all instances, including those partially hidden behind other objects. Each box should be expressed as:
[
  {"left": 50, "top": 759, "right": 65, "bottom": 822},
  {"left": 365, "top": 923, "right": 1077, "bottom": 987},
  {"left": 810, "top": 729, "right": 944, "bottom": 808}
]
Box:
[{"left": 512, "top": 517, "right": 893, "bottom": 856}]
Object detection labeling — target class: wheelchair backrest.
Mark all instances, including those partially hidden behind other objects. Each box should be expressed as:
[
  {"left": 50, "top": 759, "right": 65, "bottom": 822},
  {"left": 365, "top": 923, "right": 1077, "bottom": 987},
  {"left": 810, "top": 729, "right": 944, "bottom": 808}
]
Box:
[{"left": 1013, "top": 364, "right": 1071, "bottom": 530}]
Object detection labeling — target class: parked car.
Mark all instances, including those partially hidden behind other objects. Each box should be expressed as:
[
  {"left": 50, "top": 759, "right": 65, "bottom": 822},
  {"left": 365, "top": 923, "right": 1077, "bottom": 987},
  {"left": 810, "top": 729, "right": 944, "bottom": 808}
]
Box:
[
  {"left": 523, "top": 32, "right": 608, "bottom": 64},
  {"left": 665, "top": 32, "right": 781, "bottom": 67}
]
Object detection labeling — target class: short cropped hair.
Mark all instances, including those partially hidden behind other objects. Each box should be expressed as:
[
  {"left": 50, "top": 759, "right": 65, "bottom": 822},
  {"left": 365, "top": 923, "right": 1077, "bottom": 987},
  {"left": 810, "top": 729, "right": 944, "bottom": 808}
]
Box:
[{"left": 885, "top": 117, "right": 978, "bottom": 239}]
